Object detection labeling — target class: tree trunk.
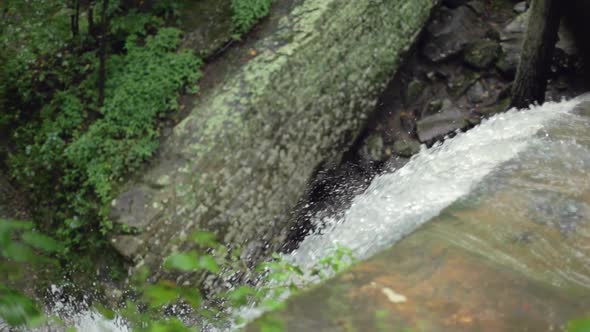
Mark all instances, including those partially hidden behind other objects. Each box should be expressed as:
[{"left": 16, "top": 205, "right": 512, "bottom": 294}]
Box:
[
  {"left": 88, "top": 1, "right": 96, "bottom": 38},
  {"left": 97, "top": 0, "right": 109, "bottom": 107},
  {"left": 511, "top": 0, "right": 561, "bottom": 109},
  {"left": 70, "top": 0, "right": 80, "bottom": 39}
]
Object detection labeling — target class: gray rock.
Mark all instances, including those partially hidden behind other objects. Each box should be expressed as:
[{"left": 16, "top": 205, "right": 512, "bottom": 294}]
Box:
[
  {"left": 466, "top": 0, "right": 486, "bottom": 15},
  {"left": 463, "top": 40, "right": 501, "bottom": 69},
  {"left": 443, "top": 0, "right": 469, "bottom": 8},
  {"left": 393, "top": 139, "right": 421, "bottom": 157},
  {"left": 426, "top": 71, "right": 447, "bottom": 82},
  {"left": 423, "top": 6, "right": 482, "bottom": 62},
  {"left": 466, "top": 80, "right": 490, "bottom": 104},
  {"left": 405, "top": 79, "right": 428, "bottom": 102},
  {"left": 478, "top": 97, "right": 512, "bottom": 118},
  {"left": 424, "top": 99, "right": 444, "bottom": 116},
  {"left": 513, "top": 1, "right": 528, "bottom": 13},
  {"left": 502, "top": 11, "right": 529, "bottom": 38},
  {"left": 359, "top": 134, "right": 385, "bottom": 163},
  {"left": 416, "top": 108, "right": 468, "bottom": 142},
  {"left": 557, "top": 25, "right": 579, "bottom": 56},
  {"left": 497, "top": 12, "right": 529, "bottom": 78},
  {"left": 447, "top": 70, "right": 481, "bottom": 97},
  {"left": 180, "top": 0, "right": 234, "bottom": 58},
  {"left": 108, "top": 0, "right": 438, "bottom": 282},
  {"left": 497, "top": 41, "right": 521, "bottom": 78}
]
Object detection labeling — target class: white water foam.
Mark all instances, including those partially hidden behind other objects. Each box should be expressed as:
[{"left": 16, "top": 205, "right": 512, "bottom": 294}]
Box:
[
  {"left": 289, "top": 96, "right": 590, "bottom": 267},
  {"left": 236, "top": 95, "right": 590, "bottom": 327}
]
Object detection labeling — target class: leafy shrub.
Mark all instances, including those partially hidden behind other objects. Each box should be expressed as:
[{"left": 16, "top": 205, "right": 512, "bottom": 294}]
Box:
[
  {"left": 65, "top": 27, "right": 201, "bottom": 202},
  {"left": 8, "top": 26, "right": 201, "bottom": 246},
  {"left": 231, "top": 0, "right": 274, "bottom": 34},
  {"left": 0, "top": 219, "right": 62, "bottom": 328}
]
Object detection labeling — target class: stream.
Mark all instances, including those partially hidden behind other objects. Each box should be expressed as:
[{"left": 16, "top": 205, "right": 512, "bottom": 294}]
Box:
[{"left": 7, "top": 94, "right": 590, "bottom": 331}]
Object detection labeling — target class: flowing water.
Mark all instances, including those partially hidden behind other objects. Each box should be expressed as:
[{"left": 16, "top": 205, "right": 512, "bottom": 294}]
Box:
[
  {"left": 5, "top": 95, "right": 590, "bottom": 331},
  {"left": 247, "top": 95, "right": 590, "bottom": 331},
  {"left": 290, "top": 95, "right": 590, "bottom": 267}
]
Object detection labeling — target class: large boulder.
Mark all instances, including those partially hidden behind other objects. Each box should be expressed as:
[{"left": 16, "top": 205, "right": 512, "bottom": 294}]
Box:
[
  {"left": 416, "top": 107, "right": 469, "bottom": 143},
  {"left": 422, "top": 6, "right": 483, "bottom": 63},
  {"left": 109, "top": 0, "right": 438, "bottom": 278}
]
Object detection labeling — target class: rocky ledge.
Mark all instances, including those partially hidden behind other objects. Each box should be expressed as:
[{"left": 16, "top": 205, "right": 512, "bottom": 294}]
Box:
[{"left": 108, "top": 0, "right": 438, "bottom": 287}]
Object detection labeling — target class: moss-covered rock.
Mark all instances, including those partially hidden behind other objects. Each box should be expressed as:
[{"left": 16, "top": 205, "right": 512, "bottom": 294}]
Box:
[
  {"left": 393, "top": 139, "right": 421, "bottom": 157},
  {"left": 180, "top": 0, "right": 235, "bottom": 58},
  {"left": 405, "top": 79, "right": 428, "bottom": 103},
  {"left": 359, "top": 134, "right": 386, "bottom": 163},
  {"left": 463, "top": 40, "right": 501, "bottom": 69},
  {"left": 109, "top": 0, "right": 437, "bottom": 284}
]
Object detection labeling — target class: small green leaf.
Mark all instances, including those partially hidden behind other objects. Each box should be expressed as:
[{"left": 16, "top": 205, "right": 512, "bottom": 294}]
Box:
[
  {"left": 258, "top": 315, "right": 285, "bottom": 332},
  {"left": 261, "top": 299, "right": 286, "bottom": 312},
  {"left": 198, "top": 255, "right": 220, "bottom": 273},
  {"left": 144, "top": 282, "right": 179, "bottom": 308},
  {"left": 165, "top": 253, "right": 198, "bottom": 272},
  {"left": 227, "top": 286, "right": 255, "bottom": 307},
  {"left": 95, "top": 304, "right": 116, "bottom": 320},
  {"left": 180, "top": 288, "right": 202, "bottom": 308},
  {"left": 191, "top": 231, "right": 218, "bottom": 247}
]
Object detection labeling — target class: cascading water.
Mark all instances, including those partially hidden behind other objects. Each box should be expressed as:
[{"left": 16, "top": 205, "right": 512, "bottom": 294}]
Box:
[
  {"left": 6, "top": 94, "right": 590, "bottom": 331},
  {"left": 289, "top": 95, "right": 590, "bottom": 267},
  {"left": 263, "top": 94, "right": 590, "bottom": 331}
]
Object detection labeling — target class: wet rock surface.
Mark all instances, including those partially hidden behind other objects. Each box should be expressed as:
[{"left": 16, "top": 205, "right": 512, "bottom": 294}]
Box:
[
  {"left": 463, "top": 40, "right": 501, "bottom": 70},
  {"left": 416, "top": 108, "right": 468, "bottom": 143},
  {"left": 109, "top": 0, "right": 438, "bottom": 286},
  {"left": 345, "top": 0, "right": 587, "bottom": 168},
  {"left": 422, "top": 6, "right": 483, "bottom": 63},
  {"left": 179, "top": 0, "right": 234, "bottom": 58}
]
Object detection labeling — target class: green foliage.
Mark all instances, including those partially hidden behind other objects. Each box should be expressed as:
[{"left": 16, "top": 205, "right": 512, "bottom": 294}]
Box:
[
  {"left": 231, "top": 0, "right": 273, "bottom": 34},
  {"left": 1, "top": 0, "right": 272, "bottom": 254},
  {"left": 6, "top": 12, "right": 201, "bottom": 247},
  {"left": 0, "top": 289, "right": 43, "bottom": 328},
  {"left": 64, "top": 27, "right": 201, "bottom": 203},
  {"left": 569, "top": 318, "right": 590, "bottom": 332},
  {"left": 0, "top": 225, "right": 354, "bottom": 331},
  {"left": 0, "top": 219, "right": 63, "bottom": 328},
  {"left": 116, "top": 231, "right": 355, "bottom": 331}
]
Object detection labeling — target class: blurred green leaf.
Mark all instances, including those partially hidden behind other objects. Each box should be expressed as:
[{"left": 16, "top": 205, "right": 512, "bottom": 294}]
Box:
[
  {"left": 568, "top": 318, "right": 590, "bottom": 332},
  {"left": 95, "top": 304, "right": 116, "bottom": 320},
  {"left": 145, "top": 282, "right": 180, "bottom": 307},
  {"left": 258, "top": 315, "right": 285, "bottom": 332},
  {"left": 165, "top": 252, "right": 199, "bottom": 272},
  {"left": 180, "top": 288, "right": 202, "bottom": 308},
  {"left": 227, "top": 286, "right": 255, "bottom": 307},
  {"left": 21, "top": 231, "right": 62, "bottom": 253},
  {"left": 191, "top": 231, "right": 218, "bottom": 247},
  {"left": 0, "top": 289, "right": 42, "bottom": 327},
  {"left": 198, "top": 255, "right": 220, "bottom": 273},
  {"left": 2, "top": 242, "right": 36, "bottom": 262}
]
